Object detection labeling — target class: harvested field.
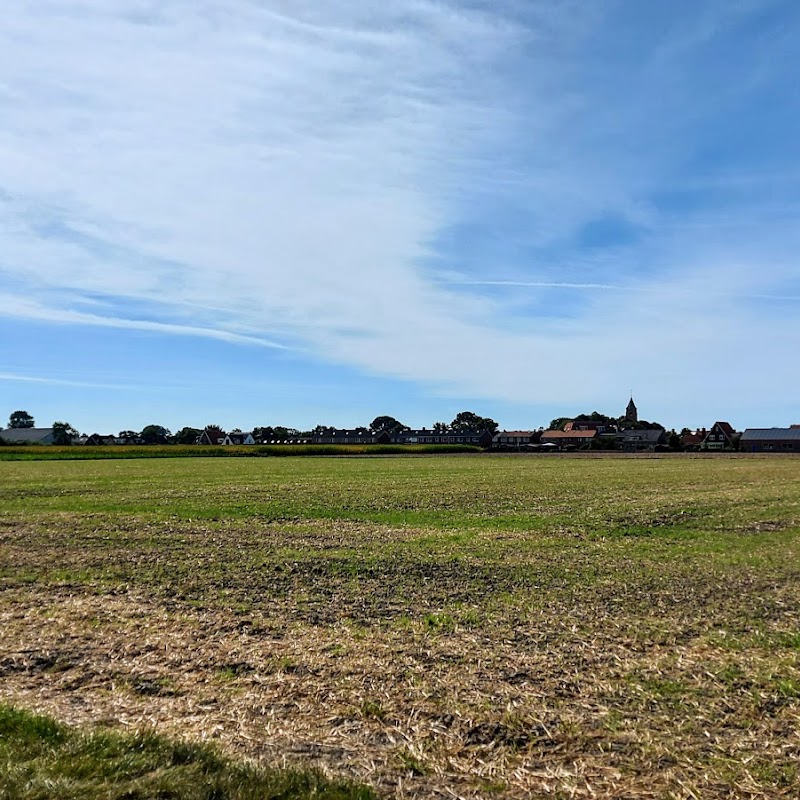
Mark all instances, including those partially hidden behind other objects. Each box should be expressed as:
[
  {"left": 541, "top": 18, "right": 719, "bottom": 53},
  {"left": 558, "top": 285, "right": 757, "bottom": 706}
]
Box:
[{"left": 1, "top": 454, "right": 799, "bottom": 798}]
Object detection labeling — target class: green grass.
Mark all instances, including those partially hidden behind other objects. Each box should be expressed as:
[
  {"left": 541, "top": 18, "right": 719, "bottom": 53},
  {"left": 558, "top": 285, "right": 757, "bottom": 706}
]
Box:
[
  {"left": 1, "top": 454, "right": 799, "bottom": 798},
  {"left": 0, "top": 704, "right": 374, "bottom": 800}
]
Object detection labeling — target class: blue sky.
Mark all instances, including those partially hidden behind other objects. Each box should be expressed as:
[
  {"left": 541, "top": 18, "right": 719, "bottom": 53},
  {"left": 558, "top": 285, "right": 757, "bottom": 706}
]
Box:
[{"left": 2, "top": 0, "right": 800, "bottom": 434}]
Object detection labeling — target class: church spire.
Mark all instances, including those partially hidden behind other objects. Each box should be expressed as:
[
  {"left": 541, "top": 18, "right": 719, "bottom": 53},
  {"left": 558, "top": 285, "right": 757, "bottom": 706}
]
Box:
[{"left": 625, "top": 396, "right": 638, "bottom": 425}]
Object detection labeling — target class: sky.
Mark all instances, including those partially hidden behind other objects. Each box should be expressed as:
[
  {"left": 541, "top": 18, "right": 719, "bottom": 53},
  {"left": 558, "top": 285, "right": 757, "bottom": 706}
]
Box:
[{"left": 2, "top": 0, "right": 800, "bottom": 435}]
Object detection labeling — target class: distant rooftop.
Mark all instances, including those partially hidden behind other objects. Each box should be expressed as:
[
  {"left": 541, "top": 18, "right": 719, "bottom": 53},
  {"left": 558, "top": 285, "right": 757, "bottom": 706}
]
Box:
[
  {"left": 0, "top": 427, "right": 54, "bottom": 443},
  {"left": 741, "top": 428, "right": 800, "bottom": 441}
]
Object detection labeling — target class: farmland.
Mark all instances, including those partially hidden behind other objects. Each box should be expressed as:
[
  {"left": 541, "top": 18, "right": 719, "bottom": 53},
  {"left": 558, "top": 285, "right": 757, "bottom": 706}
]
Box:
[{"left": 1, "top": 454, "right": 799, "bottom": 798}]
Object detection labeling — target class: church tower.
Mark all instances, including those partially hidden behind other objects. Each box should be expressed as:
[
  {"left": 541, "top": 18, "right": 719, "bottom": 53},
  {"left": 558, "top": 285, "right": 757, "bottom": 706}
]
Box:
[{"left": 625, "top": 397, "right": 638, "bottom": 426}]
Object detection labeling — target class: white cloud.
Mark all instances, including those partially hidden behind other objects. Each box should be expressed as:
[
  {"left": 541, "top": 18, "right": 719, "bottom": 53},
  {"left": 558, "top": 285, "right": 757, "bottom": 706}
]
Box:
[{"left": 0, "top": 1, "right": 798, "bottom": 420}]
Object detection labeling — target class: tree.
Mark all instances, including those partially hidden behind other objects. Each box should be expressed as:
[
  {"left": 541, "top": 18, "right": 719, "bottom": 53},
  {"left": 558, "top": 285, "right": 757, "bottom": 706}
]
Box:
[
  {"left": 9, "top": 410, "right": 34, "bottom": 429},
  {"left": 51, "top": 421, "right": 78, "bottom": 445},
  {"left": 140, "top": 424, "right": 171, "bottom": 444},
  {"left": 174, "top": 426, "right": 201, "bottom": 444},
  {"left": 118, "top": 430, "right": 138, "bottom": 441},
  {"left": 449, "top": 411, "right": 499, "bottom": 435},
  {"left": 369, "top": 416, "right": 408, "bottom": 434},
  {"left": 432, "top": 421, "right": 449, "bottom": 433}
]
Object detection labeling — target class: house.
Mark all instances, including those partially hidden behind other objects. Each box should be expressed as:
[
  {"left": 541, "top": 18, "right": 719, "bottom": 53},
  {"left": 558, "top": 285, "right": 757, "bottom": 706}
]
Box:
[
  {"left": 396, "top": 429, "right": 494, "bottom": 447},
  {"left": 85, "top": 433, "right": 117, "bottom": 446},
  {"left": 740, "top": 427, "right": 800, "bottom": 453},
  {"left": 197, "top": 427, "right": 226, "bottom": 445},
  {"left": 222, "top": 432, "right": 256, "bottom": 445},
  {"left": 681, "top": 429, "right": 706, "bottom": 450},
  {"left": 618, "top": 428, "right": 667, "bottom": 452},
  {"left": 540, "top": 429, "right": 598, "bottom": 449},
  {"left": 493, "top": 430, "right": 537, "bottom": 448},
  {"left": 563, "top": 421, "right": 611, "bottom": 433},
  {"left": 701, "top": 421, "right": 738, "bottom": 451},
  {"left": 115, "top": 433, "right": 144, "bottom": 445},
  {"left": 309, "top": 429, "right": 377, "bottom": 445},
  {"left": 0, "top": 427, "right": 56, "bottom": 445}
]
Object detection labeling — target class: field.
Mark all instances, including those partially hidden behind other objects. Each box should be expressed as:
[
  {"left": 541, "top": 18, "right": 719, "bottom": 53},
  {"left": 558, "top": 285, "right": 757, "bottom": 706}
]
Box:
[{"left": 1, "top": 454, "right": 799, "bottom": 798}]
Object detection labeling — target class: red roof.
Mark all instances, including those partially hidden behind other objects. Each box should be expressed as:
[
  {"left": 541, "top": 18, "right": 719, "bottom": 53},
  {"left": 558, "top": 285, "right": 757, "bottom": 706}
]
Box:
[{"left": 541, "top": 429, "right": 598, "bottom": 440}]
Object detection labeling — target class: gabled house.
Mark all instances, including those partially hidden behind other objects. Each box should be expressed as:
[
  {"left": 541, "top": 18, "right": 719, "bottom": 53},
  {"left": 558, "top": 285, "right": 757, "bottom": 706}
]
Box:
[
  {"left": 618, "top": 428, "right": 667, "bottom": 452},
  {"left": 222, "top": 432, "right": 255, "bottom": 445},
  {"left": 84, "top": 433, "right": 117, "bottom": 446},
  {"left": 702, "top": 421, "right": 738, "bottom": 451},
  {"left": 197, "top": 427, "right": 226, "bottom": 445},
  {"left": 740, "top": 427, "right": 800, "bottom": 452},
  {"left": 0, "top": 427, "right": 56, "bottom": 445}
]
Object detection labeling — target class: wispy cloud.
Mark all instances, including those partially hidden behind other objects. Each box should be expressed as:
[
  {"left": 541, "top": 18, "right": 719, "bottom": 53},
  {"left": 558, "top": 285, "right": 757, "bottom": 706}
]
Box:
[
  {"left": 0, "top": 372, "right": 133, "bottom": 391},
  {"left": 1, "top": 1, "right": 799, "bottom": 421}
]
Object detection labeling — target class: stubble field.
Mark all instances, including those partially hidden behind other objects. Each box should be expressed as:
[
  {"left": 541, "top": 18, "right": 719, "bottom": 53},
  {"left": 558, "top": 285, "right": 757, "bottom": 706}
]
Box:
[{"left": 1, "top": 453, "right": 799, "bottom": 799}]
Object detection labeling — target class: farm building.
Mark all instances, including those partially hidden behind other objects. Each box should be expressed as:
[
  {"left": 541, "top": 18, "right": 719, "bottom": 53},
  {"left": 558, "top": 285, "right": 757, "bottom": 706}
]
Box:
[
  {"left": 0, "top": 427, "right": 56, "bottom": 444},
  {"left": 740, "top": 427, "right": 800, "bottom": 452}
]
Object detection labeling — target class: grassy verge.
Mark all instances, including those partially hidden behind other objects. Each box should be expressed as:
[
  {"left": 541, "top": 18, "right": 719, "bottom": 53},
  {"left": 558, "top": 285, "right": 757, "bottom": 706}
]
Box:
[{"left": 0, "top": 704, "right": 373, "bottom": 800}]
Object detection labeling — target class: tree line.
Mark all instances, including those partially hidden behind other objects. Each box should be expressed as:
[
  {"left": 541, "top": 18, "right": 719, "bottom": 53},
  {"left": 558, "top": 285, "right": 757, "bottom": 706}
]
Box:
[{"left": 2, "top": 410, "right": 500, "bottom": 445}]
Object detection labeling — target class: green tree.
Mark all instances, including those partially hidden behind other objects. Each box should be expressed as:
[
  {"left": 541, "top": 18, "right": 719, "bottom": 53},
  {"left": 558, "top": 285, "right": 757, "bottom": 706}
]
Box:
[
  {"left": 51, "top": 421, "right": 78, "bottom": 445},
  {"left": 174, "top": 427, "right": 201, "bottom": 444},
  {"left": 432, "top": 421, "right": 449, "bottom": 433},
  {"left": 9, "top": 410, "right": 35, "bottom": 429},
  {"left": 450, "top": 411, "right": 499, "bottom": 435},
  {"left": 140, "top": 424, "right": 171, "bottom": 444},
  {"left": 369, "top": 416, "right": 408, "bottom": 434}
]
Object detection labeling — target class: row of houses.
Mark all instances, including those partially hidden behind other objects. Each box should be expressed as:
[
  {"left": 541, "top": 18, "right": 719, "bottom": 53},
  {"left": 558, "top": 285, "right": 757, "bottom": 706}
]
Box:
[
  {"left": 3, "top": 423, "right": 800, "bottom": 453},
  {"left": 124, "top": 424, "right": 800, "bottom": 453}
]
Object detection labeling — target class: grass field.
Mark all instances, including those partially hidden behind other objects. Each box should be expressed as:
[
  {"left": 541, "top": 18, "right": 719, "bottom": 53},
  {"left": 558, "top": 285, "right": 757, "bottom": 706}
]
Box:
[{"left": 1, "top": 454, "right": 799, "bottom": 798}]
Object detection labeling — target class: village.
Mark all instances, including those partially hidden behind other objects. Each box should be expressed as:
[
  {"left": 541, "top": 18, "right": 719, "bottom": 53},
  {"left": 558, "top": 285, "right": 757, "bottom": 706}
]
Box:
[{"left": 2, "top": 398, "right": 799, "bottom": 453}]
